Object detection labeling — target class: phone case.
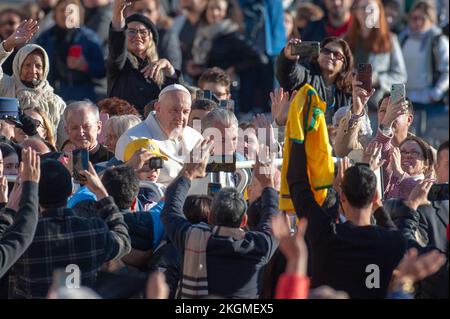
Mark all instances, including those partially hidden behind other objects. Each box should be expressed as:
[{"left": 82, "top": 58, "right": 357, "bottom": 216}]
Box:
[
  {"left": 72, "top": 149, "right": 89, "bottom": 181},
  {"left": 356, "top": 63, "right": 372, "bottom": 92},
  {"left": 68, "top": 45, "right": 82, "bottom": 58},
  {"left": 391, "top": 84, "right": 406, "bottom": 103},
  {"left": 291, "top": 42, "right": 320, "bottom": 57}
]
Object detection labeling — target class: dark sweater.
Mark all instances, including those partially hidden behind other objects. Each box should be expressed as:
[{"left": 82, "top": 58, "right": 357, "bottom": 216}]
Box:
[
  {"left": 161, "top": 176, "right": 279, "bottom": 298},
  {"left": 287, "top": 141, "right": 407, "bottom": 299},
  {"left": 0, "top": 182, "right": 39, "bottom": 279}
]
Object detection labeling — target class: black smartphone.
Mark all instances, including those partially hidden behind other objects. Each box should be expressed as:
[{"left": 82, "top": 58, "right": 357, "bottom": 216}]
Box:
[
  {"left": 198, "top": 89, "right": 219, "bottom": 103},
  {"left": 291, "top": 41, "right": 320, "bottom": 57},
  {"left": 356, "top": 63, "right": 373, "bottom": 92},
  {"left": 207, "top": 182, "right": 222, "bottom": 197},
  {"left": 205, "top": 153, "right": 236, "bottom": 173},
  {"left": 148, "top": 157, "right": 163, "bottom": 170},
  {"left": 427, "top": 183, "right": 449, "bottom": 202},
  {"left": 72, "top": 149, "right": 89, "bottom": 182}
]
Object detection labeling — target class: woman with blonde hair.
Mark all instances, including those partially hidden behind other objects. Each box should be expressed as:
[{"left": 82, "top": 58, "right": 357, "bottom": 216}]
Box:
[
  {"left": 107, "top": 0, "right": 180, "bottom": 115},
  {"left": 14, "top": 107, "right": 56, "bottom": 148}
]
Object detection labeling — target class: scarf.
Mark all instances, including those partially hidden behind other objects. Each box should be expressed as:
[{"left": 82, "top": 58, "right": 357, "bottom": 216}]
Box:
[
  {"left": 12, "top": 44, "right": 66, "bottom": 132},
  {"left": 192, "top": 19, "right": 239, "bottom": 66}
]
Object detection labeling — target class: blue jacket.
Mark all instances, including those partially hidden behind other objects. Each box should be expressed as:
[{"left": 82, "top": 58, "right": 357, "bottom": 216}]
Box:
[
  {"left": 239, "top": 0, "right": 286, "bottom": 56},
  {"left": 36, "top": 26, "right": 106, "bottom": 101}
]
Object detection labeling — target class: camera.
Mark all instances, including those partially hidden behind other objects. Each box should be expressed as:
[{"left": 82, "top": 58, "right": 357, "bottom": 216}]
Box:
[{"left": 149, "top": 157, "right": 163, "bottom": 170}]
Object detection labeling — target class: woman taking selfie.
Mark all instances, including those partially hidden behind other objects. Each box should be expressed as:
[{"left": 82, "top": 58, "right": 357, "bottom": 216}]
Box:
[
  {"left": 107, "top": 0, "right": 180, "bottom": 115},
  {"left": 276, "top": 36, "right": 354, "bottom": 124}
]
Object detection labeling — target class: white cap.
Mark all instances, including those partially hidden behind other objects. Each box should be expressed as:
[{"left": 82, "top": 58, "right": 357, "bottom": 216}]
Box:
[{"left": 158, "top": 84, "right": 191, "bottom": 100}]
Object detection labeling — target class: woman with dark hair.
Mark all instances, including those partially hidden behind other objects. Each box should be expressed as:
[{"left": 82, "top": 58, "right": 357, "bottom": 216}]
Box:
[
  {"left": 381, "top": 134, "right": 435, "bottom": 200},
  {"left": 185, "top": 0, "right": 265, "bottom": 88},
  {"left": 108, "top": 0, "right": 180, "bottom": 114},
  {"left": 97, "top": 97, "right": 140, "bottom": 117},
  {"left": 276, "top": 36, "right": 354, "bottom": 124},
  {"left": 344, "top": 0, "right": 407, "bottom": 109}
]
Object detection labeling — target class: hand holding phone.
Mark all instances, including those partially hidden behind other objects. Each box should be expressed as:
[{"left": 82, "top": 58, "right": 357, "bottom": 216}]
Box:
[
  {"left": 391, "top": 83, "right": 406, "bottom": 103},
  {"left": 72, "top": 149, "right": 89, "bottom": 183},
  {"left": 356, "top": 63, "right": 373, "bottom": 92}
]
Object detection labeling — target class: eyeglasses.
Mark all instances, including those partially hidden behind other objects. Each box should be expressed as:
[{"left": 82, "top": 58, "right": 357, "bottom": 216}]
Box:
[
  {"left": 321, "top": 47, "right": 346, "bottom": 63},
  {"left": 400, "top": 150, "right": 423, "bottom": 158},
  {"left": 125, "top": 28, "right": 150, "bottom": 38}
]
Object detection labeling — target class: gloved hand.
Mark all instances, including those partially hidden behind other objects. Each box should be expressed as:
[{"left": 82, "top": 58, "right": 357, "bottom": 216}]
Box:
[{"left": 19, "top": 113, "right": 38, "bottom": 137}]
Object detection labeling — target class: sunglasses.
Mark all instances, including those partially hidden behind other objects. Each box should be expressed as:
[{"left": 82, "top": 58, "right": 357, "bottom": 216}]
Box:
[{"left": 321, "top": 47, "right": 346, "bottom": 63}]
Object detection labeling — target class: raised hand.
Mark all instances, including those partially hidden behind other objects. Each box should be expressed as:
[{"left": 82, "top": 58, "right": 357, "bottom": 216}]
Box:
[
  {"left": 182, "top": 138, "right": 213, "bottom": 180},
  {"left": 270, "top": 87, "right": 297, "bottom": 126},
  {"left": 141, "top": 59, "right": 175, "bottom": 80},
  {"left": 253, "top": 146, "right": 276, "bottom": 189},
  {"left": 20, "top": 147, "right": 41, "bottom": 183},
  {"left": 352, "top": 75, "right": 375, "bottom": 116},
  {"left": 362, "top": 142, "right": 386, "bottom": 172},
  {"left": 388, "top": 147, "right": 404, "bottom": 179},
  {"left": 405, "top": 179, "right": 434, "bottom": 211},
  {"left": 79, "top": 162, "right": 109, "bottom": 200},
  {"left": 283, "top": 38, "right": 301, "bottom": 61},
  {"left": 253, "top": 113, "right": 277, "bottom": 151},
  {"left": 332, "top": 157, "right": 349, "bottom": 193},
  {"left": 272, "top": 214, "right": 308, "bottom": 275},
  {"left": 381, "top": 97, "right": 409, "bottom": 129},
  {"left": 4, "top": 19, "right": 39, "bottom": 51}
]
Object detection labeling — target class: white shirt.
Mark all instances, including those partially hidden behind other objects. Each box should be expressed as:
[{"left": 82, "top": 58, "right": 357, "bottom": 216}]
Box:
[{"left": 115, "top": 111, "right": 203, "bottom": 186}]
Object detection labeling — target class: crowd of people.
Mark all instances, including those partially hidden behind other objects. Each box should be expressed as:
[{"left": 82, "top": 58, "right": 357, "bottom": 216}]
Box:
[{"left": 0, "top": 0, "right": 448, "bottom": 300}]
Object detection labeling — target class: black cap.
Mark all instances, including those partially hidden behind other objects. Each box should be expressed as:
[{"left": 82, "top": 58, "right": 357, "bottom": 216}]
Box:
[
  {"left": 39, "top": 159, "right": 73, "bottom": 206},
  {"left": 125, "top": 13, "right": 159, "bottom": 45},
  {"left": 0, "top": 97, "right": 21, "bottom": 126}
]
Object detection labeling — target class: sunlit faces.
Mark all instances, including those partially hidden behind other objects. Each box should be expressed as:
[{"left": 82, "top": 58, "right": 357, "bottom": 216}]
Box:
[
  {"left": 408, "top": 9, "right": 433, "bottom": 33},
  {"left": 125, "top": 21, "right": 153, "bottom": 56},
  {"left": 65, "top": 109, "right": 101, "bottom": 150},
  {"left": 400, "top": 140, "right": 426, "bottom": 176},
  {"left": 206, "top": 0, "right": 228, "bottom": 25},
  {"left": 317, "top": 42, "right": 346, "bottom": 75},
  {"left": 435, "top": 148, "right": 449, "bottom": 183},
  {"left": 155, "top": 91, "right": 191, "bottom": 139},
  {"left": 20, "top": 52, "right": 45, "bottom": 83},
  {"left": 103, "top": 123, "right": 118, "bottom": 153},
  {"left": 3, "top": 151, "right": 19, "bottom": 176},
  {"left": 0, "top": 11, "right": 21, "bottom": 39}
]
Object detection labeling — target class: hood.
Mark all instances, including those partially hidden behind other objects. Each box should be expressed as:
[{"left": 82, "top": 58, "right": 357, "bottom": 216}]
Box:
[{"left": 12, "top": 44, "right": 50, "bottom": 85}]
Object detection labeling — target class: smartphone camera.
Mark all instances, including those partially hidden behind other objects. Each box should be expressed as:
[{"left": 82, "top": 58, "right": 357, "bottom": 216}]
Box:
[{"left": 149, "top": 157, "right": 163, "bottom": 170}]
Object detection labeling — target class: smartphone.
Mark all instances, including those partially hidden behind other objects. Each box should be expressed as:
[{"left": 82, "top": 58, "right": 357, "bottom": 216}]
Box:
[
  {"left": 148, "top": 157, "right": 163, "bottom": 170},
  {"left": 391, "top": 83, "right": 406, "bottom": 103},
  {"left": 219, "top": 99, "right": 235, "bottom": 112},
  {"left": 207, "top": 182, "right": 222, "bottom": 197},
  {"left": 205, "top": 154, "right": 236, "bottom": 173},
  {"left": 68, "top": 45, "right": 82, "bottom": 58},
  {"left": 198, "top": 90, "right": 219, "bottom": 103},
  {"left": 97, "top": 113, "right": 109, "bottom": 145},
  {"left": 356, "top": 63, "right": 373, "bottom": 92},
  {"left": 291, "top": 41, "right": 320, "bottom": 57},
  {"left": 72, "top": 149, "right": 89, "bottom": 182},
  {"left": 427, "top": 183, "right": 449, "bottom": 202}
]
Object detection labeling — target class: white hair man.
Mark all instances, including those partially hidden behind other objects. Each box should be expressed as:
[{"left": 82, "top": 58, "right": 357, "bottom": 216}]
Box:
[
  {"left": 64, "top": 100, "right": 114, "bottom": 164},
  {"left": 115, "top": 84, "right": 203, "bottom": 186}
]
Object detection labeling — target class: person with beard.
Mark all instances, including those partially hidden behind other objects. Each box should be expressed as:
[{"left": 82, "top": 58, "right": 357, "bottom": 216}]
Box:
[
  {"left": 301, "top": 0, "right": 353, "bottom": 42},
  {"left": 36, "top": 0, "right": 106, "bottom": 102},
  {"left": 0, "top": 9, "right": 22, "bottom": 76},
  {"left": 0, "top": 20, "right": 66, "bottom": 137}
]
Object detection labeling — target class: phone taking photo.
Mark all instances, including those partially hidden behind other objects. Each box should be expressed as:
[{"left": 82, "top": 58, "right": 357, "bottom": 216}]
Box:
[
  {"left": 356, "top": 63, "right": 373, "bottom": 92},
  {"left": 391, "top": 83, "right": 406, "bottom": 103},
  {"left": 290, "top": 41, "right": 320, "bottom": 57},
  {"left": 72, "top": 149, "right": 89, "bottom": 183}
]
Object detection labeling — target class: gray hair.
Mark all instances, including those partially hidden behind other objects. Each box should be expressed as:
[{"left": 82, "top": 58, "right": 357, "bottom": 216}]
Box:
[
  {"left": 211, "top": 187, "right": 247, "bottom": 228},
  {"left": 63, "top": 100, "right": 100, "bottom": 123},
  {"left": 201, "top": 108, "right": 238, "bottom": 130},
  {"left": 104, "top": 115, "right": 141, "bottom": 139}
]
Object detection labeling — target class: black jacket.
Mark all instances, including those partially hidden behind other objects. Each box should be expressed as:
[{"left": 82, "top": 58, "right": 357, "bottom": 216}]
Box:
[
  {"left": 0, "top": 182, "right": 39, "bottom": 279},
  {"left": 287, "top": 141, "right": 407, "bottom": 299},
  {"left": 389, "top": 199, "right": 449, "bottom": 299},
  {"left": 276, "top": 53, "right": 352, "bottom": 124},
  {"left": 157, "top": 27, "right": 182, "bottom": 71},
  {"left": 107, "top": 25, "right": 180, "bottom": 113},
  {"left": 300, "top": 19, "right": 328, "bottom": 42},
  {"left": 205, "top": 31, "right": 266, "bottom": 75}
]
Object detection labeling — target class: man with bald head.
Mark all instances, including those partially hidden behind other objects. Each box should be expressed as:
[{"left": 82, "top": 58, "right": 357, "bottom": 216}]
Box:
[{"left": 115, "top": 84, "right": 203, "bottom": 185}]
